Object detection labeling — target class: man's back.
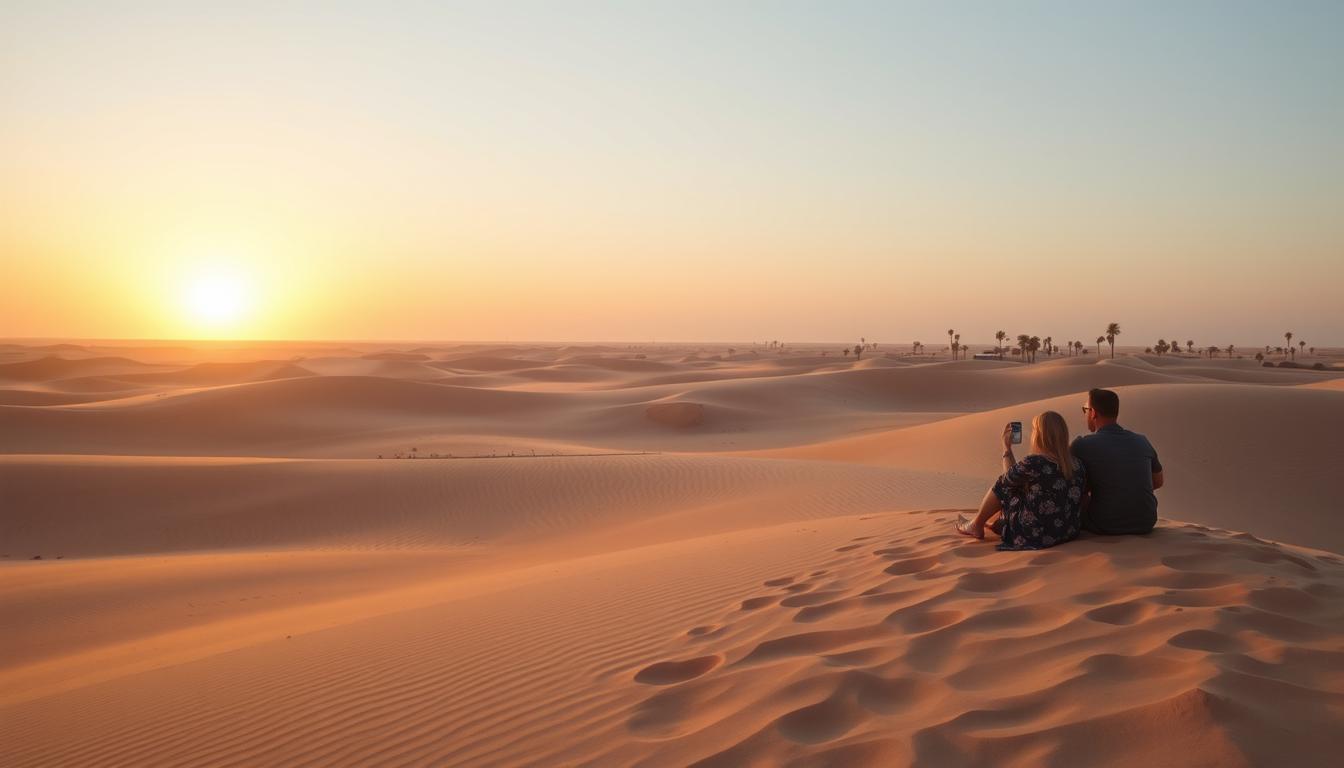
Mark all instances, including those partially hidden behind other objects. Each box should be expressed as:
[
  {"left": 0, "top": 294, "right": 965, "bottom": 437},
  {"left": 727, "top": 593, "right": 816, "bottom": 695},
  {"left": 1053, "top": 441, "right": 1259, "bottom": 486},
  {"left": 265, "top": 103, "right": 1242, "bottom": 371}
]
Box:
[{"left": 1070, "top": 424, "right": 1162, "bottom": 534}]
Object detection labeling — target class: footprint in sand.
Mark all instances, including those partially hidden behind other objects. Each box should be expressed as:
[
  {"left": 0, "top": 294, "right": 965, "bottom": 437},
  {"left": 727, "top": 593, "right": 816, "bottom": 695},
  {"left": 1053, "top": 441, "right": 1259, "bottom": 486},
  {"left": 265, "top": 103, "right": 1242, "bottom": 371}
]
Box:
[
  {"left": 883, "top": 555, "right": 940, "bottom": 576},
  {"left": 764, "top": 576, "right": 795, "bottom": 587},
  {"left": 1084, "top": 600, "right": 1160, "bottom": 626},
  {"left": 954, "top": 567, "right": 1041, "bottom": 594},
  {"left": 634, "top": 654, "right": 722, "bottom": 685},
  {"left": 885, "top": 608, "right": 964, "bottom": 634},
  {"left": 775, "top": 692, "right": 866, "bottom": 744},
  {"left": 873, "top": 546, "right": 915, "bottom": 559},
  {"left": 737, "top": 625, "right": 888, "bottom": 666},
  {"left": 780, "top": 590, "right": 846, "bottom": 608},
  {"left": 1167, "top": 629, "right": 1247, "bottom": 653},
  {"left": 740, "top": 595, "right": 778, "bottom": 611},
  {"left": 686, "top": 624, "right": 722, "bottom": 638}
]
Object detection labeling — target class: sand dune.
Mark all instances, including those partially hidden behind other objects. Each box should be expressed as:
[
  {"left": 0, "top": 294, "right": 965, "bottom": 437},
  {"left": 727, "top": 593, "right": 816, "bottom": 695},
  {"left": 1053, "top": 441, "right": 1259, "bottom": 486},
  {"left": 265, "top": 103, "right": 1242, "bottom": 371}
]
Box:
[
  {"left": 0, "top": 354, "right": 162, "bottom": 382},
  {"left": 360, "top": 352, "right": 433, "bottom": 362},
  {"left": 0, "top": 389, "right": 125, "bottom": 406},
  {"left": 556, "top": 354, "right": 677, "bottom": 372},
  {"left": 0, "top": 453, "right": 979, "bottom": 558},
  {"left": 747, "top": 383, "right": 1344, "bottom": 552},
  {"left": 431, "top": 355, "right": 548, "bottom": 372},
  {"left": 0, "top": 376, "right": 572, "bottom": 456},
  {"left": 108, "top": 360, "right": 317, "bottom": 386},
  {"left": 3, "top": 512, "right": 1341, "bottom": 766},
  {"left": 2, "top": 342, "right": 1342, "bottom": 766},
  {"left": 298, "top": 356, "right": 460, "bottom": 380}
]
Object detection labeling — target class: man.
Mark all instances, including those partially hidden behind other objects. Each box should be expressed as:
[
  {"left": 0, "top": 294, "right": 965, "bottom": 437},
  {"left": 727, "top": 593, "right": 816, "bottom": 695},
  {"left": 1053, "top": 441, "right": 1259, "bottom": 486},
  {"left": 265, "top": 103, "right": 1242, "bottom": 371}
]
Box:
[{"left": 1071, "top": 388, "right": 1164, "bottom": 534}]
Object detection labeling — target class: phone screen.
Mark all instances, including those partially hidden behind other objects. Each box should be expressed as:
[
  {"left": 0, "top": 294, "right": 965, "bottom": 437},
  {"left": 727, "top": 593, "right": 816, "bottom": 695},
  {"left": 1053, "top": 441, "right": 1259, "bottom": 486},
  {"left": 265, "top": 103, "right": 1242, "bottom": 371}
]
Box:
[{"left": 1011, "top": 422, "right": 1023, "bottom": 444}]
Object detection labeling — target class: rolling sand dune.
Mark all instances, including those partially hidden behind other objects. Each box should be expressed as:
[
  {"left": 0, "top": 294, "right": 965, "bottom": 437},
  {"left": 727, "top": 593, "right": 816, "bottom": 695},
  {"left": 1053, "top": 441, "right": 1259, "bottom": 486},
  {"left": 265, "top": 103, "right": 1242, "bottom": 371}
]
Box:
[
  {"left": 2, "top": 343, "right": 1342, "bottom": 766},
  {"left": 1, "top": 454, "right": 981, "bottom": 558},
  {"left": 747, "top": 383, "right": 1344, "bottom": 552},
  {"left": 0, "top": 355, "right": 163, "bottom": 382},
  {"left": 0, "top": 389, "right": 127, "bottom": 406},
  {"left": 360, "top": 352, "right": 433, "bottom": 362},
  {"left": 298, "top": 356, "right": 463, "bottom": 381},
  {"left": 431, "top": 355, "right": 549, "bottom": 372},
  {"left": 107, "top": 360, "right": 317, "bottom": 386},
  {"left": 557, "top": 354, "right": 678, "bottom": 372}
]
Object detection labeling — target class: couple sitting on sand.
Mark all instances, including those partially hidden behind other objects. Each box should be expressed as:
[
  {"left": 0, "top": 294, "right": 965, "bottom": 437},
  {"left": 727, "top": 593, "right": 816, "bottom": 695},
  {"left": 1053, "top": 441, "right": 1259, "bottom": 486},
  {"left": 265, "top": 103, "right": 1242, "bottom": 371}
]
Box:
[{"left": 955, "top": 388, "right": 1164, "bottom": 550}]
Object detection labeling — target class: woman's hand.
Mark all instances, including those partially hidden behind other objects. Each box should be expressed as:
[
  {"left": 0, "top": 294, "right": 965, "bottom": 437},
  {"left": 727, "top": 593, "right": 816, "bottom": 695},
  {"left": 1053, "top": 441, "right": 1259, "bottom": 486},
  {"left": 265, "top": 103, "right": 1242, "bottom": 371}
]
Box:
[{"left": 1001, "top": 423, "right": 1015, "bottom": 452}]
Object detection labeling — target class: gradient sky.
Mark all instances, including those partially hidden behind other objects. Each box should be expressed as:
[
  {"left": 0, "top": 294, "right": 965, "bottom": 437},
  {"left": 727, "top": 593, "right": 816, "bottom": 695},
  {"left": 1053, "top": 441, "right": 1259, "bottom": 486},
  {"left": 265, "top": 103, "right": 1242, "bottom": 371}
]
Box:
[{"left": 3, "top": 1, "right": 1341, "bottom": 345}]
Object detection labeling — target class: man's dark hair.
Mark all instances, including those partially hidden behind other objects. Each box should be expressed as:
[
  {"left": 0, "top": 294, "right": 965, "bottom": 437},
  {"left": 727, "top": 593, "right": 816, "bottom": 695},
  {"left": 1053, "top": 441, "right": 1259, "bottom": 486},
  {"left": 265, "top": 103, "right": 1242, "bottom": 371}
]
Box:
[{"left": 1088, "top": 388, "right": 1120, "bottom": 419}]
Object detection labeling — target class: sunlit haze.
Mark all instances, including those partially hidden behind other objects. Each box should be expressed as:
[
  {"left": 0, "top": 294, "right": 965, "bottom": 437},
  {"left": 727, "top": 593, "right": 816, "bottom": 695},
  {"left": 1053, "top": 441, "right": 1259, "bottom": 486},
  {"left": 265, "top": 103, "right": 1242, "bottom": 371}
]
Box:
[{"left": 3, "top": 1, "right": 1341, "bottom": 344}]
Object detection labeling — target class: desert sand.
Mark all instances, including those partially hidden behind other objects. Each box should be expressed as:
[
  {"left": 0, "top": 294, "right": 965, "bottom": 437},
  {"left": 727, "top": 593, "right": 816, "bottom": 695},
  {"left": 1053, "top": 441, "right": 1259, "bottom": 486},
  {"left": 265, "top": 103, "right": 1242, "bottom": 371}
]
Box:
[{"left": 2, "top": 341, "right": 1343, "bottom": 766}]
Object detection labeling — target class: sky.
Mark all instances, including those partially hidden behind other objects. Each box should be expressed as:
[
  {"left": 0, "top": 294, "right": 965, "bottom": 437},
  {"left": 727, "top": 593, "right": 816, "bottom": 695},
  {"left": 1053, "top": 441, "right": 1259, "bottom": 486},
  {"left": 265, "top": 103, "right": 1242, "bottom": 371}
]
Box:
[{"left": 2, "top": 1, "right": 1341, "bottom": 346}]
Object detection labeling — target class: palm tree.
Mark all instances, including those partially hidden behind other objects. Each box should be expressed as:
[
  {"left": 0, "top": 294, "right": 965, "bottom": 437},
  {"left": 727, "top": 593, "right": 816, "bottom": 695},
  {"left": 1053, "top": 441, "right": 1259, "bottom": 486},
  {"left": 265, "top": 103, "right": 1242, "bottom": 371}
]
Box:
[
  {"left": 1096, "top": 336, "right": 1104, "bottom": 356},
  {"left": 853, "top": 344, "right": 863, "bottom": 361},
  {"left": 1105, "top": 323, "right": 1121, "bottom": 359},
  {"left": 1043, "top": 336, "right": 1053, "bottom": 357},
  {"left": 1227, "top": 344, "right": 1234, "bottom": 358},
  {"left": 843, "top": 348, "right": 849, "bottom": 357},
  {"left": 1156, "top": 339, "right": 1167, "bottom": 356},
  {"left": 912, "top": 341, "right": 920, "bottom": 355},
  {"left": 1255, "top": 352, "right": 1264, "bottom": 362},
  {"left": 1299, "top": 340, "right": 1305, "bottom": 357},
  {"left": 1075, "top": 340, "right": 1083, "bottom": 356},
  {"left": 1186, "top": 340, "right": 1194, "bottom": 355},
  {"left": 1029, "top": 336, "right": 1041, "bottom": 363},
  {"left": 1310, "top": 346, "right": 1315, "bottom": 356},
  {"left": 947, "top": 329, "right": 955, "bottom": 359},
  {"left": 1017, "top": 334, "right": 1032, "bottom": 362},
  {"left": 1207, "top": 345, "right": 1219, "bottom": 358},
  {"left": 1285, "top": 331, "right": 1293, "bottom": 358},
  {"left": 954, "top": 333, "right": 961, "bottom": 360},
  {"left": 995, "top": 330, "right": 1006, "bottom": 359}
]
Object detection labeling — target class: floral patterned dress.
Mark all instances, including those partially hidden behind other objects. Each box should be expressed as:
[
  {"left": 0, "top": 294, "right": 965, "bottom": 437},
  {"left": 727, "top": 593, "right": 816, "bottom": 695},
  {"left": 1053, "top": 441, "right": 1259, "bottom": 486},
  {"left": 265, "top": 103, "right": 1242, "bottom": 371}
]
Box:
[{"left": 991, "top": 453, "right": 1086, "bottom": 550}]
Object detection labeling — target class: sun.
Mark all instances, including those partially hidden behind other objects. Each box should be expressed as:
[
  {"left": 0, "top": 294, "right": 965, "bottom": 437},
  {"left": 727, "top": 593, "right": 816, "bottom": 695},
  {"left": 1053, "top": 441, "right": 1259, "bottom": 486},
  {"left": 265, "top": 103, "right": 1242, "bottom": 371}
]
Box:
[{"left": 181, "top": 264, "right": 254, "bottom": 331}]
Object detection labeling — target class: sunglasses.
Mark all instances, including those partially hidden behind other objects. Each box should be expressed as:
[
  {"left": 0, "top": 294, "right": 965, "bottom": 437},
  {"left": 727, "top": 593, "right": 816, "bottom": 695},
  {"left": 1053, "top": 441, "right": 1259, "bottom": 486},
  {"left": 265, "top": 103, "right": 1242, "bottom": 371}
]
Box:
[{"left": 1081, "top": 406, "right": 1093, "bottom": 413}]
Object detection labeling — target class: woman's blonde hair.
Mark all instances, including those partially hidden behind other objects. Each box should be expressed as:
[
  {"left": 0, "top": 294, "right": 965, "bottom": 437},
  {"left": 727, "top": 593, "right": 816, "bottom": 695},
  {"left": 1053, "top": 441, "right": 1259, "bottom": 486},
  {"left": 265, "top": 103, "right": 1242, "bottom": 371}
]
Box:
[{"left": 1031, "top": 410, "right": 1074, "bottom": 480}]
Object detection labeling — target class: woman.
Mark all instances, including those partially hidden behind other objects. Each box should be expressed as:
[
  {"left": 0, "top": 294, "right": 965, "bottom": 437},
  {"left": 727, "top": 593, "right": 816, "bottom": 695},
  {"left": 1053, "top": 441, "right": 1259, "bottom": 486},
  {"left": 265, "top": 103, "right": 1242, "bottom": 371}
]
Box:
[{"left": 955, "top": 410, "right": 1085, "bottom": 550}]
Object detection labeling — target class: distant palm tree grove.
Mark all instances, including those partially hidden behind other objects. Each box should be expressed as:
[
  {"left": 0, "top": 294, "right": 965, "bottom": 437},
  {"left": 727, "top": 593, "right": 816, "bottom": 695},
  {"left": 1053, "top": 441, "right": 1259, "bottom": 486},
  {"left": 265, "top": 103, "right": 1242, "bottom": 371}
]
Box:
[{"left": 831, "top": 323, "right": 1325, "bottom": 366}]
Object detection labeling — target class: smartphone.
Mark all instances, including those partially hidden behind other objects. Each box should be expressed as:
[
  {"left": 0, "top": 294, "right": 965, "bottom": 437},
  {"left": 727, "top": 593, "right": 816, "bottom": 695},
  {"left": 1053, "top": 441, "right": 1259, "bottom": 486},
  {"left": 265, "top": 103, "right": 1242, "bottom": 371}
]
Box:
[{"left": 1010, "top": 422, "right": 1023, "bottom": 444}]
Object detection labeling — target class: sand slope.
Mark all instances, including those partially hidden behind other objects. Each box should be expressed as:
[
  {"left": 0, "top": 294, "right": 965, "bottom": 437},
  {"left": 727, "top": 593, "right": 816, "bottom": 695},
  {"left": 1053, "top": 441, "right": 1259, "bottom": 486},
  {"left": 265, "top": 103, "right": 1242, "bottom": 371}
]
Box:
[
  {"left": 2, "top": 343, "right": 1342, "bottom": 766},
  {"left": 3, "top": 512, "right": 1341, "bottom": 767}
]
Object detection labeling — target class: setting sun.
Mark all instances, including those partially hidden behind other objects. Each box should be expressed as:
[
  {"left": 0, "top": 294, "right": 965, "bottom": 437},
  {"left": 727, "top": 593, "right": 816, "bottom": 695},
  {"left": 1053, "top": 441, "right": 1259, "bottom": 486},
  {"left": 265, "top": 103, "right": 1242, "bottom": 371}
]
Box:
[{"left": 181, "top": 264, "right": 254, "bottom": 331}]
